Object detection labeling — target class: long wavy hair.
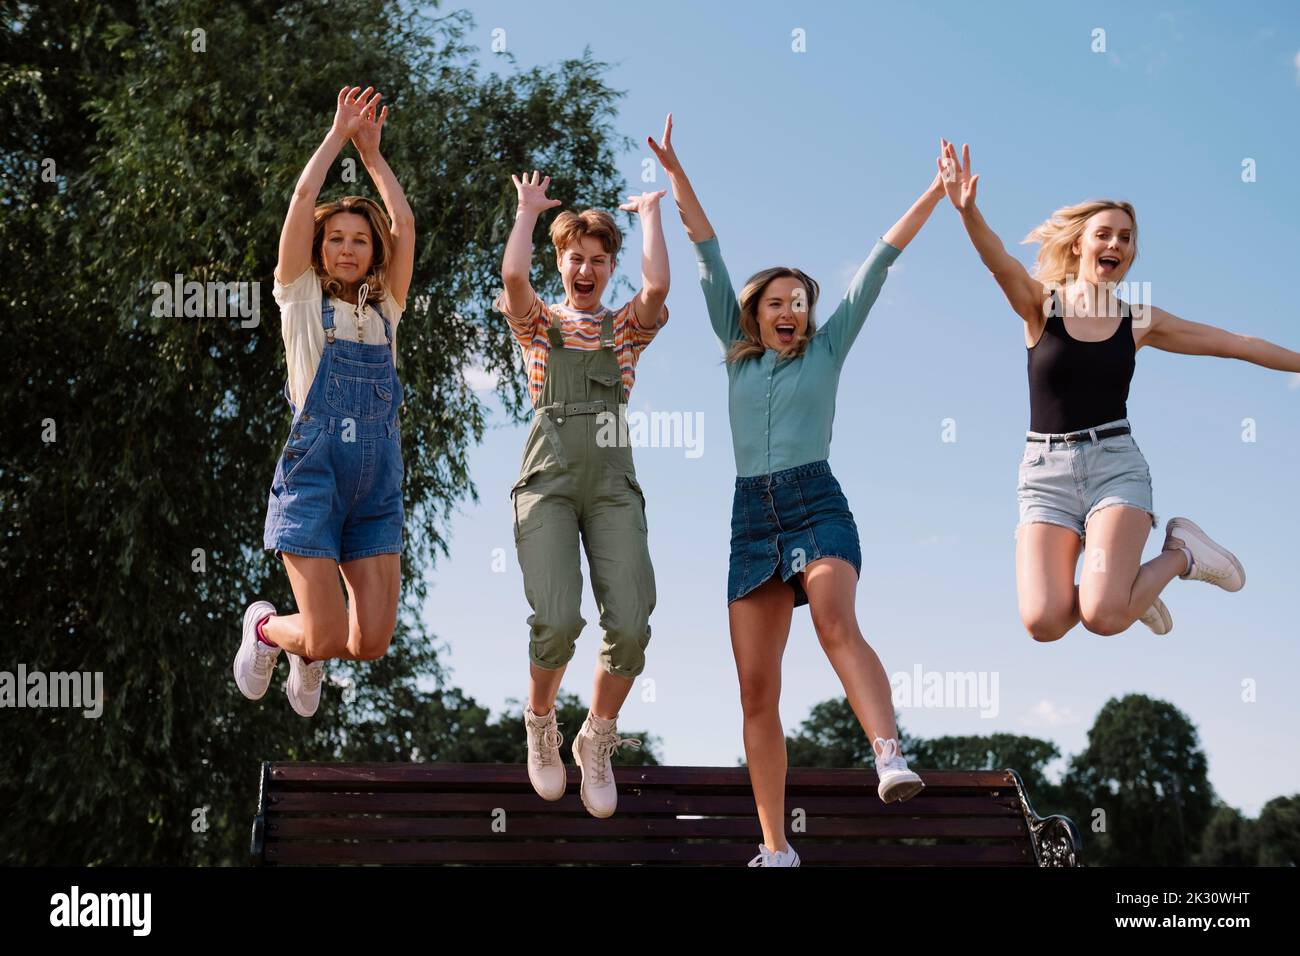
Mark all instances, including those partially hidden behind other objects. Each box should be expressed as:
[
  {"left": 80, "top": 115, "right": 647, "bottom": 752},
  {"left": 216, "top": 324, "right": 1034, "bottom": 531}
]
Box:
[
  {"left": 1021, "top": 199, "right": 1138, "bottom": 287},
  {"left": 310, "top": 195, "right": 394, "bottom": 313},
  {"left": 725, "top": 266, "right": 821, "bottom": 364}
]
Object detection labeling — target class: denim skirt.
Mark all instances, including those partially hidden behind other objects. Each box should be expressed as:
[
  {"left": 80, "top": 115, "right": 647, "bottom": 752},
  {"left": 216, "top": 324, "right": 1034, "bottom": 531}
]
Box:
[{"left": 728, "top": 460, "right": 862, "bottom": 607}]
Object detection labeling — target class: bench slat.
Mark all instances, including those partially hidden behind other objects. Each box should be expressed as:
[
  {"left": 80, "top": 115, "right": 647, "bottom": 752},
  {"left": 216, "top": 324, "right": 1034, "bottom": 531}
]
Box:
[
  {"left": 266, "top": 791, "right": 1022, "bottom": 817},
  {"left": 264, "top": 840, "right": 1034, "bottom": 866},
  {"left": 266, "top": 815, "right": 1029, "bottom": 840}
]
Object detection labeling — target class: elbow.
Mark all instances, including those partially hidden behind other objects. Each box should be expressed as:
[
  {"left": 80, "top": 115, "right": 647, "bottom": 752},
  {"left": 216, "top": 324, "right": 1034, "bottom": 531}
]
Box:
[{"left": 392, "top": 211, "right": 415, "bottom": 231}]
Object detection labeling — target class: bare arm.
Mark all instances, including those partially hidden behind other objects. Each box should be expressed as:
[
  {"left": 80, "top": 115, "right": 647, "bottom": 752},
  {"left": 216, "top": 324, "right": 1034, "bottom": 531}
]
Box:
[
  {"left": 500, "top": 171, "right": 562, "bottom": 319},
  {"left": 351, "top": 94, "right": 415, "bottom": 309},
  {"left": 648, "top": 113, "right": 716, "bottom": 243},
  {"left": 277, "top": 86, "right": 380, "bottom": 285},
  {"left": 940, "top": 139, "right": 1043, "bottom": 322},
  {"left": 619, "top": 190, "right": 670, "bottom": 329},
  {"left": 882, "top": 171, "right": 946, "bottom": 250},
  {"left": 1144, "top": 306, "right": 1300, "bottom": 371}
]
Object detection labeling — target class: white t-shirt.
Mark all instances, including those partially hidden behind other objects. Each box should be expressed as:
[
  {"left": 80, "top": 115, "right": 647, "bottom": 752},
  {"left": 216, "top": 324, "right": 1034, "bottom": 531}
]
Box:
[{"left": 272, "top": 267, "right": 405, "bottom": 410}]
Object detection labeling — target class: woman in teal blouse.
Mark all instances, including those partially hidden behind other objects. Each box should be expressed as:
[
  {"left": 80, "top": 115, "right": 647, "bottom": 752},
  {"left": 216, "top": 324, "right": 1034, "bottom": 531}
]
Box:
[{"left": 650, "top": 116, "right": 945, "bottom": 866}]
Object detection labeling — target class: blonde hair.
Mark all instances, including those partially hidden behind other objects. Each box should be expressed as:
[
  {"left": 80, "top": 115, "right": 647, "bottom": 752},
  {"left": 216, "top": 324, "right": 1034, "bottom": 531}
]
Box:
[
  {"left": 311, "top": 196, "right": 394, "bottom": 311},
  {"left": 550, "top": 209, "right": 623, "bottom": 259},
  {"left": 1022, "top": 199, "right": 1138, "bottom": 286},
  {"left": 725, "top": 267, "right": 820, "bottom": 364}
]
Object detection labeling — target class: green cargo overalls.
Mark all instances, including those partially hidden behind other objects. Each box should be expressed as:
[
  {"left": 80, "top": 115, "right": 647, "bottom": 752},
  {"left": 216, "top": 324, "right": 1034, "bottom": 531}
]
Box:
[{"left": 511, "top": 307, "right": 656, "bottom": 679}]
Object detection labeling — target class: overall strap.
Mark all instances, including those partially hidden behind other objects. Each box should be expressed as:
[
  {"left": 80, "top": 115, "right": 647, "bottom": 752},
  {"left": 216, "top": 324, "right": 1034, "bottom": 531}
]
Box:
[
  {"left": 320, "top": 289, "right": 336, "bottom": 344},
  {"left": 599, "top": 308, "right": 615, "bottom": 350},
  {"left": 546, "top": 305, "right": 564, "bottom": 348}
]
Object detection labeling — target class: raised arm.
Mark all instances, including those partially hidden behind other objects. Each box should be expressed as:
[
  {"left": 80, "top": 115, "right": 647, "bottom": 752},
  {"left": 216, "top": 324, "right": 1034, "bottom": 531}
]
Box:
[
  {"left": 819, "top": 172, "right": 946, "bottom": 358},
  {"left": 648, "top": 114, "right": 716, "bottom": 243},
  {"left": 940, "top": 139, "right": 1044, "bottom": 323},
  {"left": 647, "top": 116, "right": 740, "bottom": 347},
  {"left": 501, "top": 171, "right": 562, "bottom": 319},
  {"left": 618, "top": 190, "right": 670, "bottom": 329},
  {"left": 1143, "top": 306, "right": 1300, "bottom": 371},
  {"left": 277, "top": 86, "right": 380, "bottom": 285},
  {"left": 351, "top": 93, "right": 415, "bottom": 310}
]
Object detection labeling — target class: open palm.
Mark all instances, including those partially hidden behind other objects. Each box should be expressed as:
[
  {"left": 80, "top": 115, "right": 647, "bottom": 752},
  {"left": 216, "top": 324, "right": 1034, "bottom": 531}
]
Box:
[{"left": 938, "top": 139, "right": 980, "bottom": 212}]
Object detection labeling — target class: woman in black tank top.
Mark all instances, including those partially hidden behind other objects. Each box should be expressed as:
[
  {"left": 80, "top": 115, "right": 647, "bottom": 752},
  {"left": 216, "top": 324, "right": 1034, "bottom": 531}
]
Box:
[{"left": 937, "top": 139, "right": 1300, "bottom": 644}]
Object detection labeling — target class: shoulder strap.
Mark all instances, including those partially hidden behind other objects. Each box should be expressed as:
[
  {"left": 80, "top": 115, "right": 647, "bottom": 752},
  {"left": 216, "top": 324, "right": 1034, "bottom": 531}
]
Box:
[
  {"left": 599, "top": 308, "right": 615, "bottom": 349},
  {"left": 320, "top": 289, "right": 336, "bottom": 343}
]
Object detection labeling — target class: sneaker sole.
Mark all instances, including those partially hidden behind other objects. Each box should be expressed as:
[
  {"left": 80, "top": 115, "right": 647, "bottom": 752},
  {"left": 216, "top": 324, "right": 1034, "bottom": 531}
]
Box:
[
  {"left": 1168, "top": 518, "right": 1245, "bottom": 592},
  {"left": 234, "top": 602, "right": 276, "bottom": 700},
  {"left": 880, "top": 777, "right": 925, "bottom": 804},
  {"left": 1141, "top": 597, "right": 1173, "bottom": 636}
]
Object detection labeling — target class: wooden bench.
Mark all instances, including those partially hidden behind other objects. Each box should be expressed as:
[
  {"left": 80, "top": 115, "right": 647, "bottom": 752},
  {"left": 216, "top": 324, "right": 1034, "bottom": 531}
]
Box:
[{"left": 251, "top": 762, "right": 1083, "bottom": 866}]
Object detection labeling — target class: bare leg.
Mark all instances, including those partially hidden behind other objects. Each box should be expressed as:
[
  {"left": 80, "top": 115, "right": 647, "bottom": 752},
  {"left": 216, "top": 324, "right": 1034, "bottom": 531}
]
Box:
[
  {"left": 591, "top": 665, "right": 634, "bottom": 720},
  {"left": 800, "top": 557, "right": 897, "bottom": 744},
  {"left": 729, "top": 575, "right": 796, "bottom": 854},
  {"left": 339, "top": 553, "right": 401, "bottom": 660},
  {"left": 261, "top": 554, "right": 350, "bottom": 660},
  {"left": 1078, "top": 506, "right": 1186, "bottom": 635},
  {"left": 528, "top": 662, "right": 567, "bottom": 716},
  {"left": 1015, "top": 523, "right": 1084, "bottom": 642}
]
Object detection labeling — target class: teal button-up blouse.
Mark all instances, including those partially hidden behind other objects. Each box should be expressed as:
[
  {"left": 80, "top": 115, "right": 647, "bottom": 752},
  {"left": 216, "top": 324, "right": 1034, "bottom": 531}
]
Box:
[{"left": 694, "top": 234, "right": 902, "bottom": 477}]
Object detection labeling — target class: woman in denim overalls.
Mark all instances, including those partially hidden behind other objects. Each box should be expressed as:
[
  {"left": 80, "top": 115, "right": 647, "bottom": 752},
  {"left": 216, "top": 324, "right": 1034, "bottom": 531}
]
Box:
[{"left": 234, "top": 86, "right": 416, "bottom": 717}]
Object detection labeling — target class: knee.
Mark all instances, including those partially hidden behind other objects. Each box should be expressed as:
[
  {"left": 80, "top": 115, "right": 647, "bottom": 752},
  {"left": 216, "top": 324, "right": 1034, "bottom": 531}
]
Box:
[
  {"left": 1078, "top": 602, "right": 1130, "bottom": 637},
  {"left": 811, "top": 611, "right": 859, "bottom": 652},
  {"left": 737, "top": 677, "right": 780, "bottom": 719},
  {"left": 302, "top": 617, "right": 349, "bottom": 659},
  {"left": 1021, "top": 605, "right": 1073, "bottom": 643},
  {"left": 535, "top": 608, "right": 584, "bottom": 644},
  {"left": 347, "top": 622, "right": 394, "bottom": 661}
]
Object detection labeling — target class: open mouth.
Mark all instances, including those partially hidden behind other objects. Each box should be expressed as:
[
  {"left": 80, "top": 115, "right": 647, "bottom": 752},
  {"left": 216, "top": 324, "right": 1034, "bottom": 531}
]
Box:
[
  {"left": 1097, "top": 255, "right": 1121, "bottom": 274},
  {"left": 573, "top": 279, "right": 596, "bottom": 296},
  {"left": 775, "top": 322, "right": 796, "bottom": 345}
]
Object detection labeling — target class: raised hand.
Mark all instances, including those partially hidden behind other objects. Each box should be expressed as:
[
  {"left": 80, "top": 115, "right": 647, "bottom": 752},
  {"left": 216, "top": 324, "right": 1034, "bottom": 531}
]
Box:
[
  {"left": 351, "top": 91, "right": 388, "bottom": 157},
  {"left": 511, "top": 170, "right": 563, "bottom": 216},
  {"left": 646, "top": 113, "right": 681, "bottom": 174},
  {"left": 331, "top": 86, "right": 381, "bottom": 140},
  {"left": 938, "top": 138, "right": 980, "bottom": 212},
  {"left": 618, "top": 190, "right": 668, "bottom": 215}
]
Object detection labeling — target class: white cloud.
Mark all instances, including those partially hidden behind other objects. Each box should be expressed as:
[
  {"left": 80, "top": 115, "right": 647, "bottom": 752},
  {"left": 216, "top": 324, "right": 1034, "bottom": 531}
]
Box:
[
  {"left": 1294, "top": 50, "right": 1300, "bottom": 85},
  {"left": 1020, "top": 699, "right": 1078, "bottom": 729},
  {"left": 1287, "top": 372, "right": 1300, "bottom": 390}
]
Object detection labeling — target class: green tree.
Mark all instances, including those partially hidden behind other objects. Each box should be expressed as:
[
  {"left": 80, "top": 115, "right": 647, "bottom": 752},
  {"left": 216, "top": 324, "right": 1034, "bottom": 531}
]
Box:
[
  {"left": 0, "top": 0, "right": 631, "bottom": 865},
  {"left": 1062, "top": 694, "right": 1215, "bottom": 866},
  {"left": 1256, "top": 795, "right": 1300, "bottom": 866},
  {"left": 1196, "top": 804, "right": 1260, "bottom": 866},
  {"left": 910, "top": 733, "right": 1062, "bottom": 807}
]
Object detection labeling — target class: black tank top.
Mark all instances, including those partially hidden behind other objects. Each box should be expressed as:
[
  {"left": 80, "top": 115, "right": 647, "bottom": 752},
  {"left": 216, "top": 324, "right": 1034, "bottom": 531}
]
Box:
[{"left": 1027, "top": 290, "right": 1135, "bottom": 433}]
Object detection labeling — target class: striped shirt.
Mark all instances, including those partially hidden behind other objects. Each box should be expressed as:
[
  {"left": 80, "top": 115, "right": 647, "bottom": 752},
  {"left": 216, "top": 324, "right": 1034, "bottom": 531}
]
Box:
[{"left": 493, "top": 290, "right": 667, "bottom": 406}]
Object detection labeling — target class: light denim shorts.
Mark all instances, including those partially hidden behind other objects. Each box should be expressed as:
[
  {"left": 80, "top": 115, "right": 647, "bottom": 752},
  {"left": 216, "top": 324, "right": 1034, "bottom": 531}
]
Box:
[{"left": 1016, "top": 417, "right": 1157, "bottom": 540}]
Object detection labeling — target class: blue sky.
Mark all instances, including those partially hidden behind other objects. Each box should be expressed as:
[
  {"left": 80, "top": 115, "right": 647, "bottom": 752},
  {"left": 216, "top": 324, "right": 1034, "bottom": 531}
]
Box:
[{"left": 409, "top": 0, "right": 1300, "bottom": 815}]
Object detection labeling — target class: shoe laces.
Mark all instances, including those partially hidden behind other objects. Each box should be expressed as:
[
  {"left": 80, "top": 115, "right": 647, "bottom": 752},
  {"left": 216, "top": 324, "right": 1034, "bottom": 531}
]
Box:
[
  {"left": 528, "top": 720, "right": 564, "bottom": 768},
  {"left": 873, "top": 737, "right": 907, "bottom": 772},
  {"left": 748, "top": 846, "right": 775, "bottom": 867},
  {"left": 587, "top": 729, "right": 641, "bottom": 786},
  {"left": 299, "top": 658, "right": 324, "bottom": 693},
  {"left": 250, "top": 641, "right": 278, "bottom": 678}
]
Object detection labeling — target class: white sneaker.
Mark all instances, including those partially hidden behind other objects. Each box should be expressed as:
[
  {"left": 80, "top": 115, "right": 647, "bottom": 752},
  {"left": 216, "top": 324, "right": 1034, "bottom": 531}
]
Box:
[
  {"left": 571, "top": 712, "right": 641, "bottom": 818},
  {"left": 524, "top": 706, "right": 566, "bottom": 801},
  {"left": 1138, "top": 596, "right": 1173, "bottom": 635},
  {"left": 874, "top": 737, "right": 925, "bottom": 803},
  {"left": 284, "top": 652, "right": 325, "bottom": 717},
  {"left": 234, "top": 601, "right": 280, "bottom": 700},
  {"left": 747, "top": 842, "right": 801, "bottom": 867},
  {"left": 1166, "top": 517, "right": 1245, "bottom": 592}
]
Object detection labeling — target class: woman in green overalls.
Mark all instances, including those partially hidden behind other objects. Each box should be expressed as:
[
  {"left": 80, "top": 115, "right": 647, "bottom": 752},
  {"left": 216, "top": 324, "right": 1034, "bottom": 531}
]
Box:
[{"left": 495, "top": 171, "right": 670, "bottom": 819}]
